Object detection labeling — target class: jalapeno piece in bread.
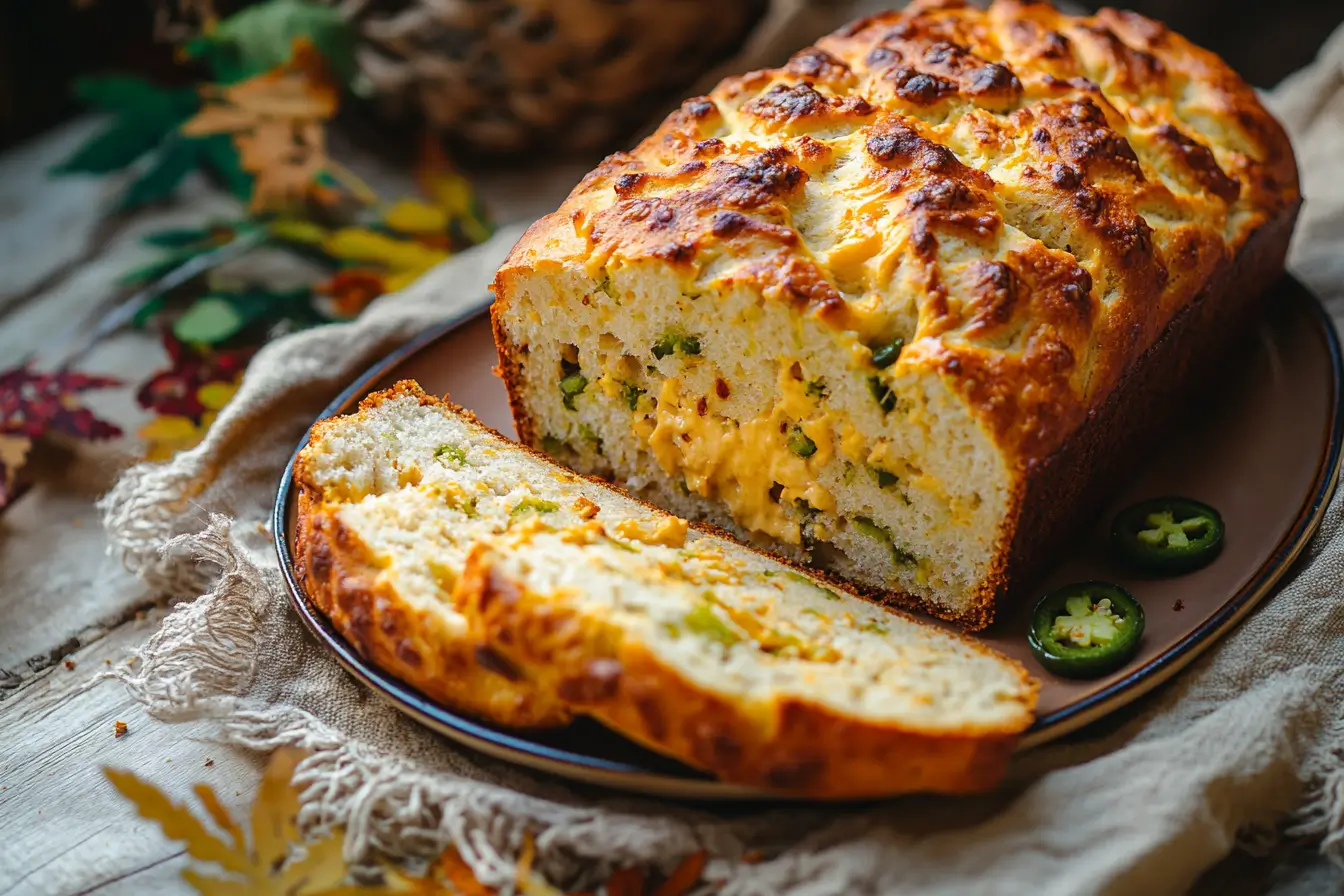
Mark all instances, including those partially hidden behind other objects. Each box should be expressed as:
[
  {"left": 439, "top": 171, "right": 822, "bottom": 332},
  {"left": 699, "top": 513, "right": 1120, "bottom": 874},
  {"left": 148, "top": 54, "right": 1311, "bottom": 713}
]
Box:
[
  {"left": 1111, "top": 497, "right": 1224, "bottom": 574},
  {"left": 1028, "top": 582, "right": 1145, "bottom": 679}
]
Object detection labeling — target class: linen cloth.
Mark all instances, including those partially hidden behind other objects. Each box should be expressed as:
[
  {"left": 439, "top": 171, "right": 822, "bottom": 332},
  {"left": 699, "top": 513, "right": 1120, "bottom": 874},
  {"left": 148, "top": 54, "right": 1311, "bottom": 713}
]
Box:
[{"left": 104, "top": 19, "right": 1344, "bottom": 896}]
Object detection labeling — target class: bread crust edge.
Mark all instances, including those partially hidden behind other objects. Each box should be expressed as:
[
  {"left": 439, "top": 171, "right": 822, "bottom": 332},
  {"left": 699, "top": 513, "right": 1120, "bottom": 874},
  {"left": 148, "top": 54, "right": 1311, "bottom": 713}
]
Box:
[{"left": 456, "top": 543, "right": 1036, "bottom": 798}]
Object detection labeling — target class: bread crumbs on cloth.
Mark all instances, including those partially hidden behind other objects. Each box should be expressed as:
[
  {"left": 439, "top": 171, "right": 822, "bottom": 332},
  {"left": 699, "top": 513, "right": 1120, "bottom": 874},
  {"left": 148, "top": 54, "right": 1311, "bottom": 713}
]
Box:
[{"left": 114, "top": 720, "right": 129, "bottom": 738}]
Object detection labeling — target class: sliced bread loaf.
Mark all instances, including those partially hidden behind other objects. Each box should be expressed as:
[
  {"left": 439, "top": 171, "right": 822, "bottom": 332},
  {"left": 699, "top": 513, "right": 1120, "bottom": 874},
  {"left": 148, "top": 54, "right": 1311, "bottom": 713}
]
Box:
[
  {"left": 294, "top": 381, "right": 1037, "bottom": 796},
  {"left": 490, "top": 0, "right": 1298, "bottom": 628}
]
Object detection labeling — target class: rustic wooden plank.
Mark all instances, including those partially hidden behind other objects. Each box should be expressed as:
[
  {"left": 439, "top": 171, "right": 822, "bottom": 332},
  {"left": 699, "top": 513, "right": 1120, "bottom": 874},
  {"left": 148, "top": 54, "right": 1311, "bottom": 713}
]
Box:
[
  {"left": 0, "top": 618, "right": 262, "bottom": 896},
  {"left": 0, "top": 117, "right": 110, "bottom": 314}
]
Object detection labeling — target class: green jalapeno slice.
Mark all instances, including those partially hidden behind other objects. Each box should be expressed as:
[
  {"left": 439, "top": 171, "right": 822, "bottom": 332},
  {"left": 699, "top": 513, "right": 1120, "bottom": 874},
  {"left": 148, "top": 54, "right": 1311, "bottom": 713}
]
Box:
[
  {"left": 1111, "top": 496, "right": 1224, "bottom": 574},
  {"left": 1028, "top": 581, "right": 1145, "bottom": 679}
]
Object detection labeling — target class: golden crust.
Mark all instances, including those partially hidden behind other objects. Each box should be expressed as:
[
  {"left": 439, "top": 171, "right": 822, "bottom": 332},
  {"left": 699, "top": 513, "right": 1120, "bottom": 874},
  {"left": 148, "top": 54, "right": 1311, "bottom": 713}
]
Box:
[
  {"left": 455, "top": 542, "right": 1036, "bottom": 798},
  {"left": 492, "top": 0, "right": 1298, "bottom": 465}
]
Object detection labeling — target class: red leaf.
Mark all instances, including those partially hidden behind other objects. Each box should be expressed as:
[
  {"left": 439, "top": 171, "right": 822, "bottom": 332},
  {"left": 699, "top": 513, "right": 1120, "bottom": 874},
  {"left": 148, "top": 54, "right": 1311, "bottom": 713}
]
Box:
[
  {"left": 137, "top": 332, "right": 253, "bottom": 423},
  {"left": 0, "top": 365, "right": 123, "bottom": 441},
  {"left": 606, "top": 867, "right": 647, "bottom": 896},
  {"left": 651, "top": 852, "right": 707, "bottom": 896}
]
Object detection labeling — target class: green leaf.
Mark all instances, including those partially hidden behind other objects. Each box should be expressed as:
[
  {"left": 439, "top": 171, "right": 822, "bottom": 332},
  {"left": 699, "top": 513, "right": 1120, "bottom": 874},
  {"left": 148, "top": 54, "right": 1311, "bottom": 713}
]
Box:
[
  {"left": 117, "top": 139, "right": 201, "bottom": 211},
  {"left": 119, "top": 250, "right": 198, "bottom": 286},
  {"left": 51, "top": 81, "right": 198, "bottom": 176},
  {"left": 174, "top": 297, "right": 246, "bottom": 344},
  {"left": 142, "top": 227, "right": 216, "bottom": 248},
  {"left": 175, "top": 287, "right": 320, "bottom": 344},
  {"left": 131, "top": 295, "right": 168, "bottom": 328},
  {"left": 52, "top": 120, "right": 170, "bottom": 176},
  {"left": 196, "top": 134, "right": 253, "bottom": 200},
  {"left": 202, "top": 0, "right": 357, "bottom": 85},
  {"left": 181, "top": 37, "right": 254, "bottom": 86},
  {"left": 72, "top": 75, "right": 179, "bottom": 111}
]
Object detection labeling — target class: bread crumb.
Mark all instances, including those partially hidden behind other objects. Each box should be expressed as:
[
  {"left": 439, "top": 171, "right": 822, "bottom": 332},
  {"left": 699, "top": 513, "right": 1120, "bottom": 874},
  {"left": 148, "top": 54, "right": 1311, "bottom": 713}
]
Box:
[
  {"left": 742, "top": 850, "right": 764, "bottom": 864},
  {"left": 64, "top": 659, "right": 76, "bottom": 671},
  {"left": 114, "top": 720, "right": 129, "bottom": 738},
  {"left": 205, "top": 758, "right": 214, "bottom": 768},
  {"left": 1172, "top": 599, "right": 1185, "bottom": 612},
  {"left": 104, "top": 659, "right": 111, "bottom": 666}
]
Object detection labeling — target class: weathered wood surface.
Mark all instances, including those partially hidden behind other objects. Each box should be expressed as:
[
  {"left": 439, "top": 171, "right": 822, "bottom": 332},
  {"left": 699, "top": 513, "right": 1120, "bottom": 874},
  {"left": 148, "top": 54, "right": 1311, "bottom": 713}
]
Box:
[{"left": 0, "top": 618, "right": 264, "bottom": 896}]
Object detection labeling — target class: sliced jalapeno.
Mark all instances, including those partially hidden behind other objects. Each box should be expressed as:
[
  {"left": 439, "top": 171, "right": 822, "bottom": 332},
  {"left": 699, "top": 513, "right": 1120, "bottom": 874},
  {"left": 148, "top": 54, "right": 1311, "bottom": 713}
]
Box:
[
  {"left": 1028, "top": 581, "right": 1144, "bottom": 679},
  {"left": 1111, "top": 496, "right": 1224, "bottom": 574}
]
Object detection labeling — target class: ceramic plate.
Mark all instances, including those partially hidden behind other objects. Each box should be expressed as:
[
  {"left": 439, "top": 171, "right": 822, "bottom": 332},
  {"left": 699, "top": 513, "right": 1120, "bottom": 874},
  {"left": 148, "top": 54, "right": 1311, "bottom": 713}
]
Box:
[{"left": 275, "top": 276, "right": 1343, "bottom": 799}]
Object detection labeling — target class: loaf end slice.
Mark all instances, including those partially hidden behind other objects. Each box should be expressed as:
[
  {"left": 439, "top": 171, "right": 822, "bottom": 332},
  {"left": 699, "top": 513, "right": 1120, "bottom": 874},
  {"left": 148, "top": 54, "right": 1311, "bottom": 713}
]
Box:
[
  {"left": 297, "top": 382, "right": 1037, "bottom": 797},
  {"left": 295, "top": 382, "right": 572, "bottom": 728}
]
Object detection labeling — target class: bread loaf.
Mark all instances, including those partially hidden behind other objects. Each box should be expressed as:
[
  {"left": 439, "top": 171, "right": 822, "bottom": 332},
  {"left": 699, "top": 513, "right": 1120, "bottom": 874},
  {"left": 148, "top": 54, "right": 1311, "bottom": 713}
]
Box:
[
  {"left": 490, "top": 0, "right": 1300, "bottom": 627},
  {"left": 294, "top": 383, "right": 1037, "bottom": 796}
]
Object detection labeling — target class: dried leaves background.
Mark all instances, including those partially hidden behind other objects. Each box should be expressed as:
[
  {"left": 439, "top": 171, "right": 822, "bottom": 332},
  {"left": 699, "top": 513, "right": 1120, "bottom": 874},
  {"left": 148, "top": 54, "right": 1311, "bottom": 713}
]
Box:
[
  {"left": 106, "top": 749, "right": 711, "bottom": 895},
  {"left": 2, "top": 0, "right": 492, "bottom": 510}
]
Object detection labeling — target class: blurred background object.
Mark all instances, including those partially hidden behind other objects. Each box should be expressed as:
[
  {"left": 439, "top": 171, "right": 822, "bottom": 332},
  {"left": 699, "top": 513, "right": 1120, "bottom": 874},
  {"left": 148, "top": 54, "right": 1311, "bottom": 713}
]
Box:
[
  {"left": 1, "top": 0, "right": 1340, "bottom": 158},
  {"left": 348, "top": 0, "right": 770, "bottom": 157},
  {"left": 1116, "top": 0, "right": 1343, "bottom": 88}
]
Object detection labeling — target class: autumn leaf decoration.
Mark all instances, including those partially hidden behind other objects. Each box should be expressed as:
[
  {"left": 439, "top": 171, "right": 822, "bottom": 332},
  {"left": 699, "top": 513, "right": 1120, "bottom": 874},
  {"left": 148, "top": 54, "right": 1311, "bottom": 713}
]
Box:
[
  {"left": 0, "top": 366, "right": 122, "bottom": 509},
  {"left": 106, "top": 749, "right": 714, "bottom": 895},
  {"left": 31, "top": 0, "right": 497, "bottom": 478},
  {"left": 136, "top": 332, "right": 252, "bottom": 460},
  {"left": 52, "top": 0, "right": 357, "bottom": 213},
  {"left": 48, "top": 76, "right": 247, "bottom": 211},
  {"left": 182, "top": 37, "right": 342, "bottom": 213}
]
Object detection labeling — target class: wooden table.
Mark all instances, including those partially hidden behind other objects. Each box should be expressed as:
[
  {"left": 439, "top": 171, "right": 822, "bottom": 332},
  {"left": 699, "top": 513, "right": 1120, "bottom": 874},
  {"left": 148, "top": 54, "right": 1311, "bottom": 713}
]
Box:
[{"left": 2, "top": 112, "right": 1340, "bottom": 896}]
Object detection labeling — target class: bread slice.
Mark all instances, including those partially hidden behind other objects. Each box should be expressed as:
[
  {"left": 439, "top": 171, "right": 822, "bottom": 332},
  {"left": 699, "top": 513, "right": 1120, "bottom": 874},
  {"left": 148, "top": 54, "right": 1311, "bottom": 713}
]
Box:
[
  {"left": 294, "top": 381, "right": 1037, "bottom": 797},
  {"left": 490, "top": 0, "right": 1299, "bottom": 628}
]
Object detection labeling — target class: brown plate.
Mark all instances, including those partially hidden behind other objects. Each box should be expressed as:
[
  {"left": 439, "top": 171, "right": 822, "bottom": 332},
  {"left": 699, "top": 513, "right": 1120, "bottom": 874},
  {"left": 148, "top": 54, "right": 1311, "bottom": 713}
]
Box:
[{"left": 275, "top": 276, "right": 1343, "bottom": 798}]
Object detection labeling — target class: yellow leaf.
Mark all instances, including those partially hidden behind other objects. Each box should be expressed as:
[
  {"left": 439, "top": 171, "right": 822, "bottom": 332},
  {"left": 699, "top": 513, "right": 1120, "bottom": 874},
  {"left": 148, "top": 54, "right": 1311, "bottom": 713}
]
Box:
[
  {"left": 197, "top": 380, "right": 239, "bottom": 412},
  {"left": 323, "top": 228, "right": 448, "bottom": 272},
  {"left": 0, "top": 433, "right": 32, "bottom": 494},
  {"left": 107, "top": 748, "right": 521, "bottom": 896},
  {"left": 460, "top": 213, "right": 493, "bottom": 247},
  {"left": 139, "top": 415, "right": 206, "bottom": 461},
  {"left": 424, "top": 172, "right": 475, "bottom": 219},
  {"left": 516, "top": 831, "right": 537, "bottom": 892},
  {"left": 194, "top": 784, "right": 246, "bottom": 852},
  {"left": 251, "top": 746, "right": 305, "bottom": 870},
  {"left": 180, "top": 105, "right": 257, "bottom": 137},
  {"left": 381, "top": 199, "right": 449, "bottom": 236},
  {"left": 138, "top": 415, "right": 200, "bottom": 440},
  {"left": 277, "top": 831, "right": 350, "bottom": 893},
  {"left": 182, "top": 870, "right": 256, "bottom": 896},
  {"left": 383, "top": 268, "right": 434, "bottom": 293},
  {"left": 270, "top": 219, "right": 330, "bottom": 245},
  {"left": 416, "top": 135, "right": 472, "bottom": 217},
  {"left": 514, "top": 831, "right": 565, "bottom": 896},
  {"left": 104, "top": 766, "right": 253, "bottom": 876}
]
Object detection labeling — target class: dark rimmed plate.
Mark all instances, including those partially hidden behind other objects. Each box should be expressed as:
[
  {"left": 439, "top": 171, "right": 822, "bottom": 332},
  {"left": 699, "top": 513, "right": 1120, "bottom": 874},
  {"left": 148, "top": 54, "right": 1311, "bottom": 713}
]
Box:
[{"left": 275, "top": 276, "right": 1343, "bottom": 798}]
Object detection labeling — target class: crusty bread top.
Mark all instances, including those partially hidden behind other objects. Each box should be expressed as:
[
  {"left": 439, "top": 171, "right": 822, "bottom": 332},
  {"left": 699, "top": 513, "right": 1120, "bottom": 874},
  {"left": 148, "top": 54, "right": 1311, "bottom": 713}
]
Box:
[
  {"left": 494, "top": 0, "right": 1298, "bottom": 465},
  {"left": 298, "top": 382, "right": 1037, "bottom": 743}
]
